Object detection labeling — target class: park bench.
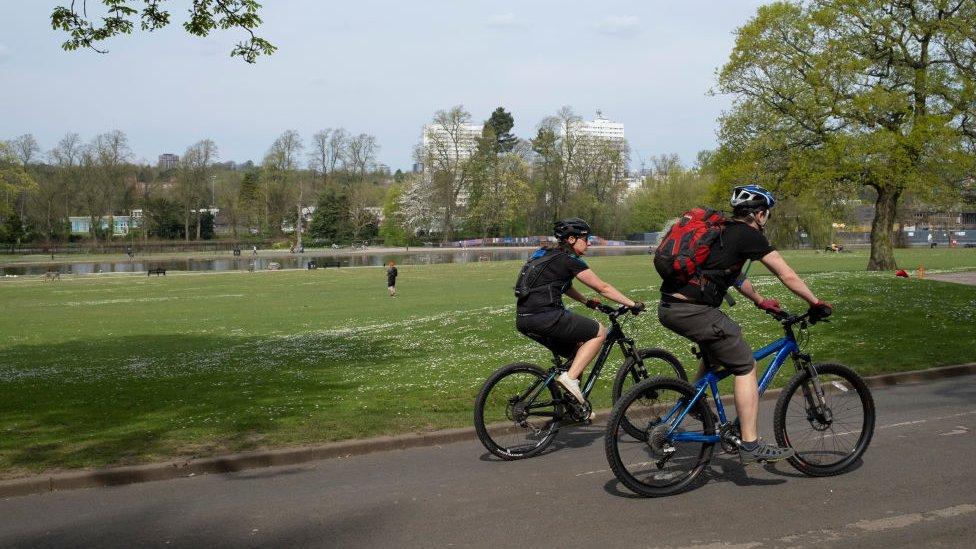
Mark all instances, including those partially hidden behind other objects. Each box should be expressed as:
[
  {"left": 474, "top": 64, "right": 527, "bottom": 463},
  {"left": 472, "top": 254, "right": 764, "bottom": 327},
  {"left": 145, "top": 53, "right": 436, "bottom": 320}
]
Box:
[
  {"left": 323, "top": 260, "right": 341, "bottom": 268},
  {"left": 147, "top": 267, "right": 166, "bottom": 276}
]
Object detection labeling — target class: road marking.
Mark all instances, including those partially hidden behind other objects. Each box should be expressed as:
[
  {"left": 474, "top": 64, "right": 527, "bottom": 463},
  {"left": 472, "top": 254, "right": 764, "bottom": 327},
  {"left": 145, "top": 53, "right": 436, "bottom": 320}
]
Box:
[
  {"left": 851, "top": 504, "right": 976, "bottom": 532},
  {"left": 675, "top": 504, "right": 976, "bottom": 547},
  {"left": 826, "top": 409, "right": 976, "bottom": 438},
  {"left": 585, "top": 410, "right": 976, "bottom": 477}
]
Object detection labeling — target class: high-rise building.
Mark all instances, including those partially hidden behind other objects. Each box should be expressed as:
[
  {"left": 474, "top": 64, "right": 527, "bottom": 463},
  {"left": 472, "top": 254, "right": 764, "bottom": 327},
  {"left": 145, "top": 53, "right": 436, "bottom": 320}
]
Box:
[
  {"left": 158, "top": 153, "right": 179, "bottom": 171},
  {"left": 578, "top": 111, "right": 625, "bottom": 143},
  {"left": 421, "top": 123, "right": 482, "bottom": 164}
]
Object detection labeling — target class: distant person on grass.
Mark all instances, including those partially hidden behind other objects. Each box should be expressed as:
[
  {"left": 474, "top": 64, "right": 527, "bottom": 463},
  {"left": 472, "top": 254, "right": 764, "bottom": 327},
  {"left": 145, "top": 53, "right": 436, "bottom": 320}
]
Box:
[
  {"left": 515, "top": 218, "right": 644, "bottom": 415},
  {"left": 387, "top": 261, "right": 398, "bottom": 297}
]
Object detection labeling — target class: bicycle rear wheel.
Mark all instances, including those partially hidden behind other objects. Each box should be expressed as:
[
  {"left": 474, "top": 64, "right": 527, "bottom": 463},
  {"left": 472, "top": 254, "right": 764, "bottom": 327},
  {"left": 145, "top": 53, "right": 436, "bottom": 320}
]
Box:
[
  {"left": 605, "top": 377, "right": 714, "bottom": 497},
  {"left": 773, "top": 362, "right": 875, "bottom": 476},
  {"left": 474, "top": 362, "right": 562, "bottom": 460},
  {"left": 611, "top": 348, "right": 687, "bottom": 440}
]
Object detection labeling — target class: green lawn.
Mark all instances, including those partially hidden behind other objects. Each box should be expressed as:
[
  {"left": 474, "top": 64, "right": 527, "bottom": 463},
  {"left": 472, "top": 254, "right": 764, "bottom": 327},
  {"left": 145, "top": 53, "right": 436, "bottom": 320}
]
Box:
[{"left": 1, "top": 248, "right": 974, "bottom": 477}]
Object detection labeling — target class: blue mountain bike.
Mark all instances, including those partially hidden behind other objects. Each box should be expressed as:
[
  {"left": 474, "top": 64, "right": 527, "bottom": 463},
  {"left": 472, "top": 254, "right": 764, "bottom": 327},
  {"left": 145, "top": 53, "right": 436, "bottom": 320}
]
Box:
[{"left": 604, "top": 309, "right": 875, "bottom": 497}]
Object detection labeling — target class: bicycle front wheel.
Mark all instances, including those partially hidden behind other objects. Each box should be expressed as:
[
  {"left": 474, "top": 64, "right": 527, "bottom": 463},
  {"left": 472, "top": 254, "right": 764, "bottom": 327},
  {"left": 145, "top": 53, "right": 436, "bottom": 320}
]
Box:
[
  {"left": 773, "top": 362, "right": 875, "bottom": 477},
  {"left": 605, "top": 377, "right": 714, "bottom": 497},
  {"left": 611, "top": 347, "right": 687, "bottom": 440},
  {"left": 474, "top": 362, "right": 562, "bottom": 460}
]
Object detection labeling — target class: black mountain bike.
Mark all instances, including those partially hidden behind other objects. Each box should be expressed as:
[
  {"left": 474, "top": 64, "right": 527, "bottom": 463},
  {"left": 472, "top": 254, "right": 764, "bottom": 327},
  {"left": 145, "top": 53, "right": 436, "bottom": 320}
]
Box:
[{"left": 474, "top": 304, "right": 687, "bottom": 460}]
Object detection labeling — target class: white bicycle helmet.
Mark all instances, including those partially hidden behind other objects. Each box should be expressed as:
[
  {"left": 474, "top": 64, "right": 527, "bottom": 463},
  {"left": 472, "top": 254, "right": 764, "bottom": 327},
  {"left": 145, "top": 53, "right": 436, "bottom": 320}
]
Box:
[{"left": 730, "top": 185, "right": 775, "bottom": 211}]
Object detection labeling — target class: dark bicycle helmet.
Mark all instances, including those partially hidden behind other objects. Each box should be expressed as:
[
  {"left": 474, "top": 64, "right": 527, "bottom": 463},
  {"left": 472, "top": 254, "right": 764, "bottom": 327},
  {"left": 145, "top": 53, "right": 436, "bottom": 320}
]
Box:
[
  {"left": 730, "top": 185, "right": 776, "bottom": 212},
  {"left": 554, "top": 218, "right": 591, "bottom": 240}
]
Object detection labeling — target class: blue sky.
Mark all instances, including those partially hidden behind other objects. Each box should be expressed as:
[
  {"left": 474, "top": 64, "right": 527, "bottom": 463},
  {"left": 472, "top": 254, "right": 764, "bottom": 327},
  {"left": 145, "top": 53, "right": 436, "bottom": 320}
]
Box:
[{"left": 0, "top": 1, "right": 767, "bottom": 170}]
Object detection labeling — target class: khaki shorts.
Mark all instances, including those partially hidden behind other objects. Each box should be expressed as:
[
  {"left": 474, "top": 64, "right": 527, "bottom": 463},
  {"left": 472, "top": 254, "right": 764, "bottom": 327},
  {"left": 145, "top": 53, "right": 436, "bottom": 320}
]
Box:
[{"left": 658, "top": 300, "right": 755, "bottom": 375}]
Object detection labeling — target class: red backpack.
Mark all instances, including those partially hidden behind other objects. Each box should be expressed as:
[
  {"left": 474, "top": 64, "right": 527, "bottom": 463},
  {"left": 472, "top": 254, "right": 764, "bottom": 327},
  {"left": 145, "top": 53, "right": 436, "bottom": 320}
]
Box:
[{"left": 653, "top": 207, "right": 727, "bottom": 286}]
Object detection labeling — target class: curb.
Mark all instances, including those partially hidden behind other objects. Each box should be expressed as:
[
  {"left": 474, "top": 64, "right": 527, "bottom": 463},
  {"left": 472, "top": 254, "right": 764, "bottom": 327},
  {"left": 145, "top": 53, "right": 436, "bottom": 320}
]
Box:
[{"left": 3, "top": 362, "right": 974, "bottom": 499}]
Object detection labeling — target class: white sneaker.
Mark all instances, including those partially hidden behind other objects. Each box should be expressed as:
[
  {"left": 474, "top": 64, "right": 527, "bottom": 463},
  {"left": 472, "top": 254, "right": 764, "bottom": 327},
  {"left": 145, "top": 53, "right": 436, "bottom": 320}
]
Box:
[{"left": 557, "top": 372, "right": 586, "bottom": 404}]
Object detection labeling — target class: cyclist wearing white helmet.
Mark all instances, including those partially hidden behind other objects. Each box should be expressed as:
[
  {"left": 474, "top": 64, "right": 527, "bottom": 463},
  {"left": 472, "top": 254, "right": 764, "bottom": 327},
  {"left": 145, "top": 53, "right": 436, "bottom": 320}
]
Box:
[
  {"left": 515, "top": 218, "right": 644, "bottom": 412},
  {"left": 658, "top": 185, "right": 833, "bottom": 464}
]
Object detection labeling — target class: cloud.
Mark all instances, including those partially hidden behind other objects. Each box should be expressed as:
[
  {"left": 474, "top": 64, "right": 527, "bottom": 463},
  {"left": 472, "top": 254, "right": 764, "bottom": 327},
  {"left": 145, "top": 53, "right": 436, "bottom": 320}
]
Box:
[
  {"left": 0, "top": 43, "right": 10, "bottom": 63},
  {"left": 486, "top": 12, "right": 526, "bottom": 30},
  {"left": 594, "top": 15, "right": 642, "bottom": 37}
]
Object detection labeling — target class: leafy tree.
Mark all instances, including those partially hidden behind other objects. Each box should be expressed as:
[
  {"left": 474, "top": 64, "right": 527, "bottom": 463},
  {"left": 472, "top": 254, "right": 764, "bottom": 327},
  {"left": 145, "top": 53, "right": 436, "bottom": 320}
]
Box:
[
  {"left": 308, "top": 187, "right": 352, "bottom": 243},
  {"left": 716, "top": 0, "right": 976, "bottom": 270},
  {"left": 379, "top": 181, "right": 410, "bottom": 246},
  {"left": 485, "top": 107, "right": 518, "bottom": 153},
  {"left": 529, "top": 126, "right": 564, "bottom": 231},
  {"left": 0, "top": 212, "right": 26, "bottom": 251},
  {"left": 199, "top": 211, "right": 215, "bottom": 240},
  {"left": 238, "top": 169, "right": 262, "bottom": 234},
  {"left": 0, "top": 142, "right": 37, "bottom": 221},
  {"left": 50, "top": 0, "right": 274, "bottom": 62},
  {"left": 145, "top": 196, "right": 184, "bottom": 239}
]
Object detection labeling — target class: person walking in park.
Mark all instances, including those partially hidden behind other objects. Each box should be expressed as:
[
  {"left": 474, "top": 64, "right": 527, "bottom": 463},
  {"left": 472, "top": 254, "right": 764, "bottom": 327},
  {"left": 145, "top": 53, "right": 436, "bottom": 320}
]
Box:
[
  {"left": 656, "top": 185, "right": 832, "bottom": 465},
  {"left": 515, "top": 218, "right": 644, "bottom": 414},
  {"left": 387, "top": 261, "right": 398, "bottom": 297}
]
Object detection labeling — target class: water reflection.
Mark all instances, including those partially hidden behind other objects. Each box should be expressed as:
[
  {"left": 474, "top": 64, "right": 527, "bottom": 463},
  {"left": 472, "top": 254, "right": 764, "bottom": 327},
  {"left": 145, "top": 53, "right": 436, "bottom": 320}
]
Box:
[{"left": 1, "top": 247, "right": 647, "bottom": 276}]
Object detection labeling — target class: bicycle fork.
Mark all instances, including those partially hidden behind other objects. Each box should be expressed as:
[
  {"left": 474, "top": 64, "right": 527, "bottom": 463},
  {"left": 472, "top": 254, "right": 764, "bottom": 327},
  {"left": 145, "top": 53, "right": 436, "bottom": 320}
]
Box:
[{"left": 794, "top": 354, "right": 833, "bottom": 424}]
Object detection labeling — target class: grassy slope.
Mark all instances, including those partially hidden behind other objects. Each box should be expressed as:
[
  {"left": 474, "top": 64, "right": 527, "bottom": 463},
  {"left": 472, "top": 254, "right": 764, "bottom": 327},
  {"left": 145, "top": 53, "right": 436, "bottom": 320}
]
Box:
[{"left": 0, "top": 249, "right": 974, "bottom": 475}]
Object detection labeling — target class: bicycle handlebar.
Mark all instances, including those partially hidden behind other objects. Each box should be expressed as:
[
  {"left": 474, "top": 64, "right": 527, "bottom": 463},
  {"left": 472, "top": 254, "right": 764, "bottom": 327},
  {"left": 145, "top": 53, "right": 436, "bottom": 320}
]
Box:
[
  {"left": 763, "top": 308, "right": 830, "bottom": 327},
  {"left": 596, "top": 303, "right": 641, "bottom": 319}
]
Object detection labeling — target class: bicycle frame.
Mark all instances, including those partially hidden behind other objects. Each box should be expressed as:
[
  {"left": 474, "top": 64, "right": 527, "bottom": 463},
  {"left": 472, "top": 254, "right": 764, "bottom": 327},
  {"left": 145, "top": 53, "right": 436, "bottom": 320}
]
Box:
[
  {"left": 667, "top": 332, "right": 801, "bottom": 444},
  {"left": 521, "top": 311, "right": 641, "bottom": 411}
]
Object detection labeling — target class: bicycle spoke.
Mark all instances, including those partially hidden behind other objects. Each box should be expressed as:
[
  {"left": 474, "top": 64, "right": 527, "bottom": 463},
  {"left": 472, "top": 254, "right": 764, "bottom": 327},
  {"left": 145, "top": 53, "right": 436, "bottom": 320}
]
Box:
[
  {"left": 779, "top": 369, "right": 871, "bottom": 470},
  {"left": 476, "top": 365, "right": 560, "bottom": 459},
  {"left": 607, "top": 379, "right": 712, "bottom": 496}
]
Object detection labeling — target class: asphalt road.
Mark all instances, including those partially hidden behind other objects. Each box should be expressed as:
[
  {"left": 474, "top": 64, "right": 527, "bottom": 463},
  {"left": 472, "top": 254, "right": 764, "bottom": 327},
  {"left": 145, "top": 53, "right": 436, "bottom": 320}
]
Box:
[{"left": 2, "top": 375, "right": 974, "bottom": 548}]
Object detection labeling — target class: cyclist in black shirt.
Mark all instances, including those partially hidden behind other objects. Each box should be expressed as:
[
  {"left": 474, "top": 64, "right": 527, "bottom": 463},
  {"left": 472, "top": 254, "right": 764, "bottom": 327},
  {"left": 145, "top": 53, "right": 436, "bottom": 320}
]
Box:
[
  {"left": 387, "top": 261, "right": 398, "bottom": 297},
  {"left": 658, "top": 185, "right": 833, "bottom": 464},
  {"left": 516, "top": 218, "right": 644, "bottom": 410}
]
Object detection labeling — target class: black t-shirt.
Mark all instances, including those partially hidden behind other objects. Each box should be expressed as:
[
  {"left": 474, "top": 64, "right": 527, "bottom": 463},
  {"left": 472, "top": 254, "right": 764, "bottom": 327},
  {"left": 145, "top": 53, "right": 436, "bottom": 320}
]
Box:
[
  {"left": 660, "top": 221, "right": 775, "bottom": 307},
  {"left": 516, "top": 248, "right": 590, "bottom": 313},
  {"left": 387, "top": 266, "right": 398, "bottom": 284}
]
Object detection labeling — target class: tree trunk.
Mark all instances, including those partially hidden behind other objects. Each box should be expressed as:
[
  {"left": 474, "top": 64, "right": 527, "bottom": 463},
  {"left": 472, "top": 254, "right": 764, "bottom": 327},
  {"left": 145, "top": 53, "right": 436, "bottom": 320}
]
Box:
[
  {"left": 866, "top": 186, "right": 901, "bottom": 271},
  {"left": 295, "top": 183, "right": 303, "bottom": 250}
]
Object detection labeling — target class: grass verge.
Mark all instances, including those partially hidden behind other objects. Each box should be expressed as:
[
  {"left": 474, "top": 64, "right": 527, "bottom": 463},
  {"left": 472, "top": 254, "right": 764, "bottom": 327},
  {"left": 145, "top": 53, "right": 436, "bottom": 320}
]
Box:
[{"left": 1, "top": 248, "right": 974, "bottom": 476}]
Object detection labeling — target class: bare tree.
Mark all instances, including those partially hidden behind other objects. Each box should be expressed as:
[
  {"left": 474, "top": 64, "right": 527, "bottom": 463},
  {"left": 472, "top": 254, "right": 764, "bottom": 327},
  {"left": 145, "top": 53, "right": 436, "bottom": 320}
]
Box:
[
  {"left": 50, "top": 132, "right": 82, "bottom": 222},
  {"left": 420, "top": 105, "right": 477, "bottom": 241},
  {"left": 11, "top": 134, "right": 40, "bottom": 166},
  {"left": 345, "top": 133, "right": 378, "bottom": 180},
  {"left": 265, "top": 130, "right": 305, "bottom": 246},
  {"left": 328, "top": 128, "right": 348, "bottom": 174},
  {"left": 178, "top": 139, "right": 219, "bottom": 241},
  {"left": 309, "top": 129, "right": 332, "bottom": 177},
  {"left": 649, "top": 153, "right": 682, "bottom": 179},
  {"left": 88, "top": 130, "right": 133, "bottom": 239}
]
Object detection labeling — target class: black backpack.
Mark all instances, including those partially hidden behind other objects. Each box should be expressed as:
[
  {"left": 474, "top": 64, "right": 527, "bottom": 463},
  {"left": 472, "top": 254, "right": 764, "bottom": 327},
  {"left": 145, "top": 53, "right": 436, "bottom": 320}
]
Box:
[{"left": 514, "top": 250, "right": 568, "bottom": 307}]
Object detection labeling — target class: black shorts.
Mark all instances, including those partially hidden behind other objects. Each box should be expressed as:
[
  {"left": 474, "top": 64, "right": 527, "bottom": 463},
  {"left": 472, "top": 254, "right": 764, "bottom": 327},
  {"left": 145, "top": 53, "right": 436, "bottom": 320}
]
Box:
[
  {"left": 657, "top": 300, "right": 755, "bottom": 375},
  {"left": 516, "top": 309, "right": 600, "bottom": 359}
]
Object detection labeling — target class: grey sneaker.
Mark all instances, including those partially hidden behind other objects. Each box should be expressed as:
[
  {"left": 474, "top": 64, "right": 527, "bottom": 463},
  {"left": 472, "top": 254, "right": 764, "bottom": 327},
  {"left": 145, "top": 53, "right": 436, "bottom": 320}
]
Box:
[
  {"left": 738, "top": 438, "right": 795, "bottom": 465},
  {"left": 556, "top": 372, "right": 586, "bottom": 404}
]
